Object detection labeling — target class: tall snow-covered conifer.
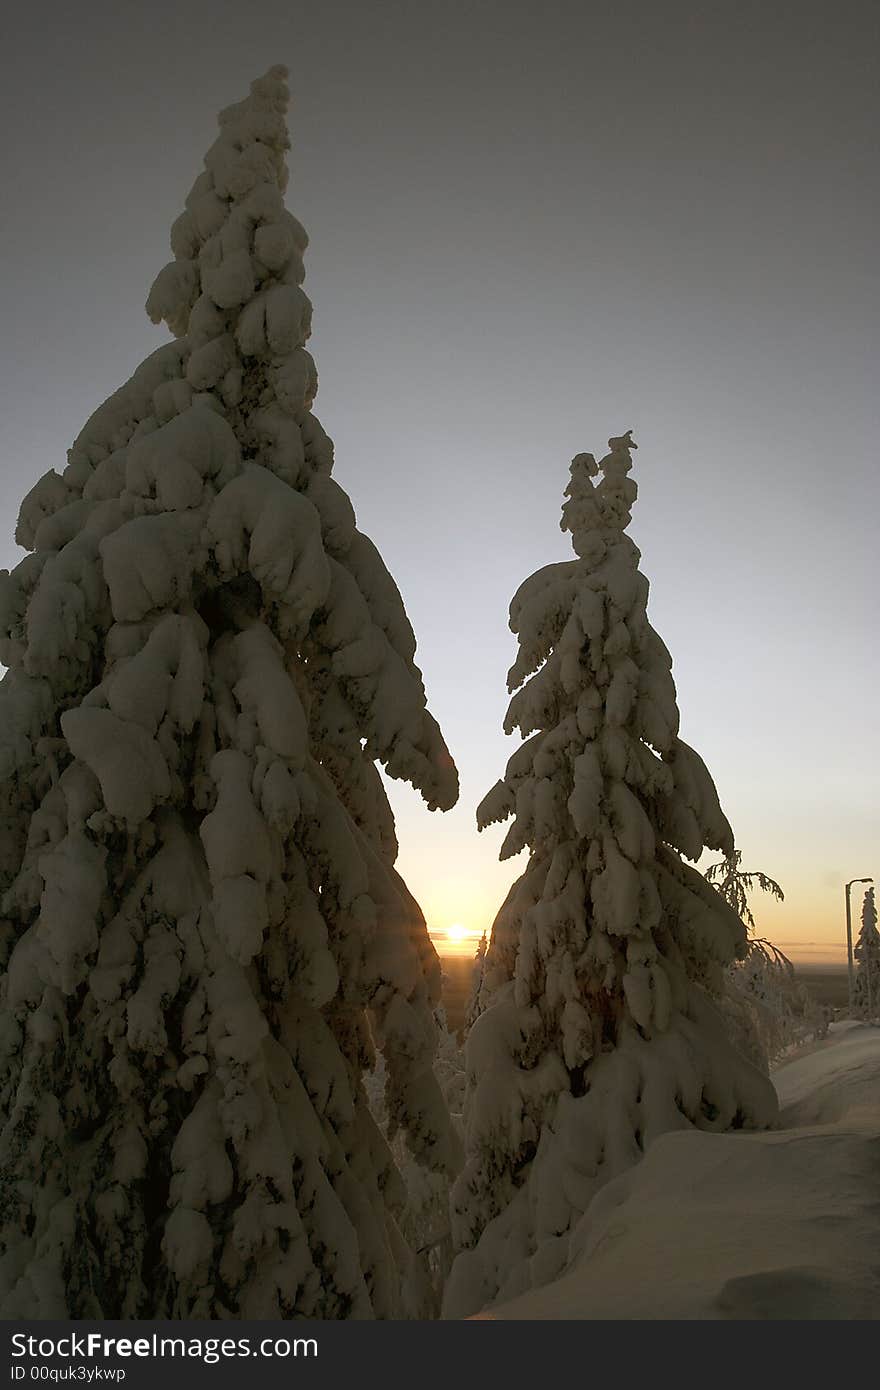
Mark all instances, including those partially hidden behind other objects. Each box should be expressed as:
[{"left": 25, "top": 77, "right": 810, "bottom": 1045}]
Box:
[
  {"left": 854, "top": 887, "right": 879, "bottom": 1019},
  {"left": 0, "top": 67, "right": 460, "bottom": 1319},
  {"left": 444, "top": 433, "right": 777, "bottom": 1318}
]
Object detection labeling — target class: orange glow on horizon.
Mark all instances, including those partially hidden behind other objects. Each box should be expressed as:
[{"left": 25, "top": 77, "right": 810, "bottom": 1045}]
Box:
[
  {"left": 392, "top": 804, "right": 871, "bottom": 972},
  {"left": 430, "top": 922, "right": 483, "bottom": 957}
]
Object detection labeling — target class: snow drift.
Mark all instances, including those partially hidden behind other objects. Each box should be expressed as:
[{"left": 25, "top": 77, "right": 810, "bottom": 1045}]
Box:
[{"left": 481, "top": 1024, "right": 880, "bottom": 1319}]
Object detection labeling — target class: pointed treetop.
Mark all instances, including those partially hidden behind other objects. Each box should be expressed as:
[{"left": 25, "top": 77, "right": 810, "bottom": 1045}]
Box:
[
  {"left": 561, "top": 428, "right": 638, "bottom": 561},
  {"left": 211, "top": 65, "right": 292, "bottom": 197},
  {"left": 32, "top": 65, "right": 458, "bottom": 818},
  {"left": 143, "top": 65, "right": 309, "bottom": 342}
]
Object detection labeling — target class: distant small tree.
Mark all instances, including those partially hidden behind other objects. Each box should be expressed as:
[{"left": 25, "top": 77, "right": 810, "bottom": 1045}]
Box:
[
  {"left": 464, "top": 931, "right": 488, "bottom": 1031},
  {"left": 854, "top": 887, "right": 880, "bottom": 1020}
]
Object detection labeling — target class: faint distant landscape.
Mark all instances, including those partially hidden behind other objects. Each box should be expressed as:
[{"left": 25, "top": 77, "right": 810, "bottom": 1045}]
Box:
[
  {"left": 440, "top": 955, "right": 476, "bottom": 1036},
  {"left": 795, "top": 964, "right": 849, "bottom": 1011},
  {"left": 439, "top": 957, "right": 851, "bottom": 1038}
]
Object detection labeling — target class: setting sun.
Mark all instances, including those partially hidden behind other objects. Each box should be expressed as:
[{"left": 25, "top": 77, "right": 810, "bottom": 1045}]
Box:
[{"left": 428, "top": 921, "right": 481, "bottom": 958}]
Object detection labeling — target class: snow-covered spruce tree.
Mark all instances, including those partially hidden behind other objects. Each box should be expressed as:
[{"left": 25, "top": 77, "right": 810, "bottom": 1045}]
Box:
[
  {"left": 854, "top": 887, "right": 880, "bottom": 1019},
  {"left": 0, "top": 67, "right": 461, "bottom": 1319},
  {"left": 444, "top": 433, "right": 778, "bottom": 1318}
]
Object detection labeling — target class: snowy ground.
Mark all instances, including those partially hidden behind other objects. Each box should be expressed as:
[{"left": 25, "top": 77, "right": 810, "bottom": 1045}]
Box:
[{"left": 479, "top": 1023, "right": 880, "bottom": 1319}]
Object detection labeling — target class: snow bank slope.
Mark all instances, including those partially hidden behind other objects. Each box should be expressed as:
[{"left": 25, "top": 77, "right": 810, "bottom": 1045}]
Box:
[
  {"left": 483, "top": 1025, "right": 880, "bottom": 1319},
  {"left": 775, "top": 1021, "right": 880, "bottom": 1128}
]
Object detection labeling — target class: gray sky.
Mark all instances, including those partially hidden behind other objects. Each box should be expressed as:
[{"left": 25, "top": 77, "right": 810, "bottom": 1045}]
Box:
[{"left": 2, "top": 0, "right": 877, "bottom": 959}]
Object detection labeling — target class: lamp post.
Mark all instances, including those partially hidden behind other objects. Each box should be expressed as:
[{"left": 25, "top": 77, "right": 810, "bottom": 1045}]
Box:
[{"left": 845, "top": 877, "right": 873, "bottom": 1014}]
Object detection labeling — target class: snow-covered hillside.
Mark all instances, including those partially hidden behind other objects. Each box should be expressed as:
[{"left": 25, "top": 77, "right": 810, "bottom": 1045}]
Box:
[{"left": 479, "top": 1023, "right": 880, "bottom": 1319}]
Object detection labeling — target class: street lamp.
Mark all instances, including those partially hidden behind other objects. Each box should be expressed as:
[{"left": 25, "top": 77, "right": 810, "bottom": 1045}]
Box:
[{"left": 845, "top": 877, "right": 873, "bottom": 1013}]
